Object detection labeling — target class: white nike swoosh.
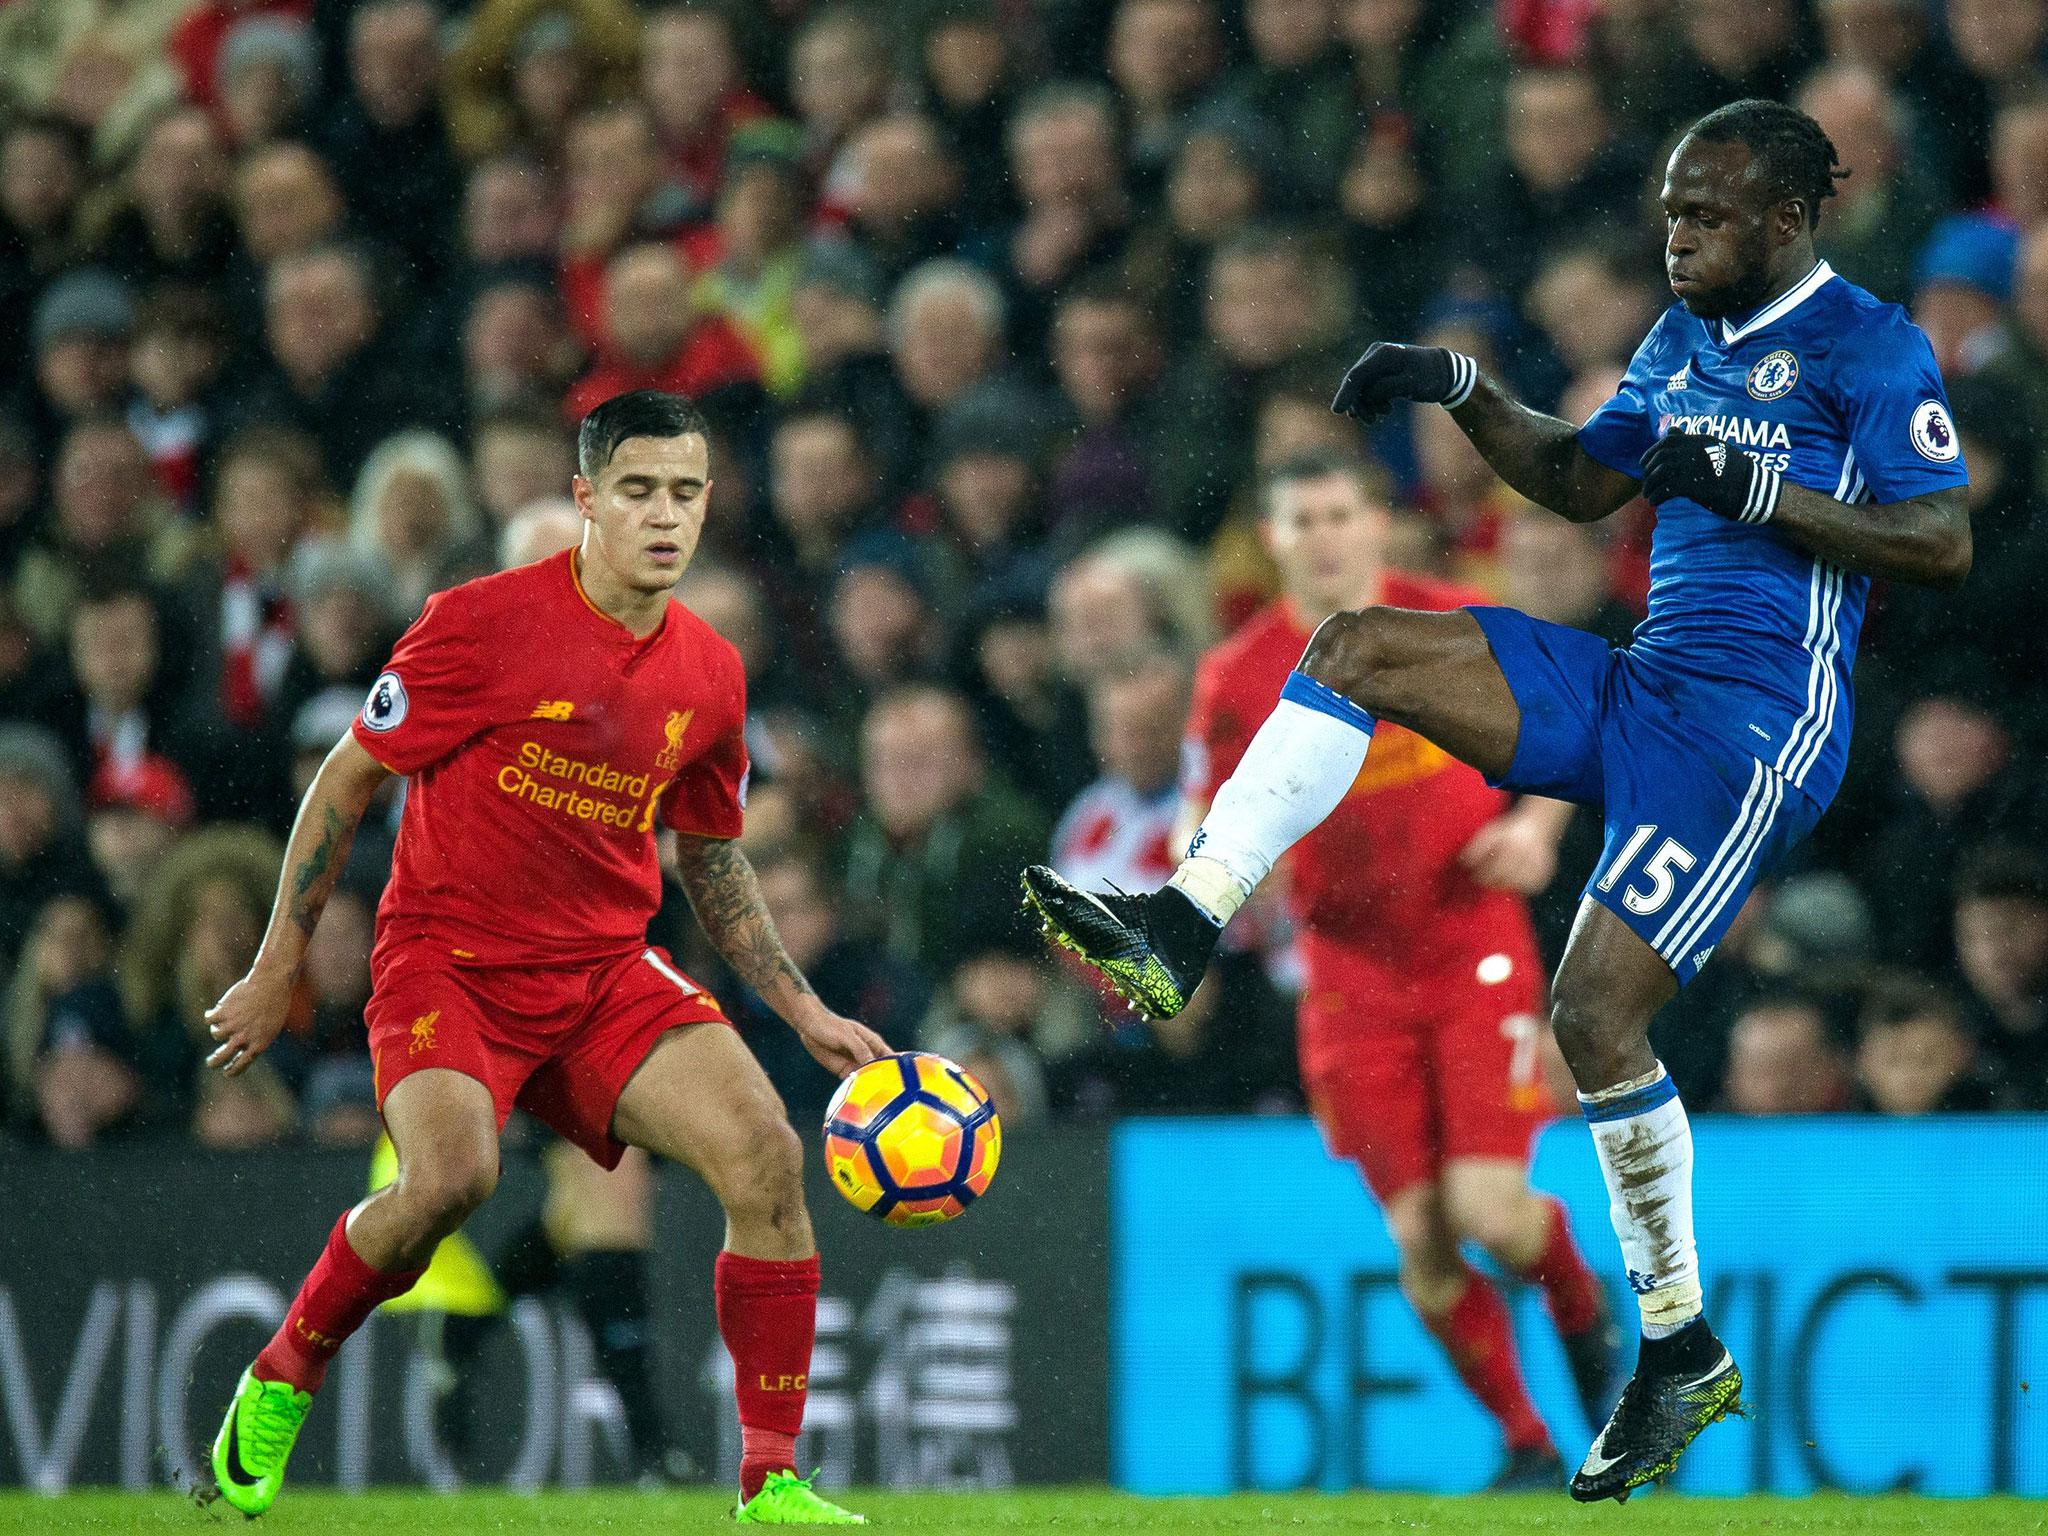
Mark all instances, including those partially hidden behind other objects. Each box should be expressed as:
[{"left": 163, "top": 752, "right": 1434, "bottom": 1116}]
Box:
[{"left": 1580, "top": 1352, "right": 1734, "bottom": 1479}]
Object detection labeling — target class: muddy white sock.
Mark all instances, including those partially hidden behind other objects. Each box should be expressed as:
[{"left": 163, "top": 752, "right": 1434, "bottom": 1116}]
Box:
[
  {"left": 1580, "top": 1064, "right": 1702, "bottom": 1339},
  {"left": 1170, "top": 671, "right": 1374, "bottom": 924}
]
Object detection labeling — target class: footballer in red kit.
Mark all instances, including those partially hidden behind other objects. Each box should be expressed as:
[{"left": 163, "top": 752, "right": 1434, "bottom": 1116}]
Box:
[
  {"left": 1180, "top": 452, "right": 1618, "bottom": 1489},
  {"left": 198, "top": 391, "right": 879, "bottom": 1525}
]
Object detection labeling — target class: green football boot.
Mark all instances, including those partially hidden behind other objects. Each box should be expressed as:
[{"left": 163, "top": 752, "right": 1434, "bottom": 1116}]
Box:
[
  {"left": 1019, "top": 866, "right": 1216, "bottom": 1020},
  {"left": 734, "top": 1469, "right": 868, "bottom": 1524},
  {"left": 206, "top": 1366, "right": 312, "bottom": 1517}
]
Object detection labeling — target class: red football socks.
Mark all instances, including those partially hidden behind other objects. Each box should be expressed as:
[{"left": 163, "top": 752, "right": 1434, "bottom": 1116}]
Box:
[
  {"left": 716, "top": 1250, "right": 820, "bottom": 1503},
  {"left": 1516, "top": 1196, "right": 1605, "bottom": 1339},
  {"left": 1423, "top": 1269, "right": 1552, "bottom": 1453},
  {"left": 253, "top": 1213, "right": 426, "bottom": 1396}
]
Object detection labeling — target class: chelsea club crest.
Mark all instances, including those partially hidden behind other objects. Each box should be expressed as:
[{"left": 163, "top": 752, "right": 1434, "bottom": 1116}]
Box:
[{"left": 1746, "top": 349, "right": 1799, "bottom": 401}]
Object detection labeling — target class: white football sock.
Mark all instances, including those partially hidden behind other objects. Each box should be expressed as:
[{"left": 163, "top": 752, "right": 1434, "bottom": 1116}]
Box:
[
  {"left": 1580, "top": 1064, "right": 1702, "bottom": 1338},
  {"left": 1169, "top": 671, "right": 1375, "bottom": 925}
]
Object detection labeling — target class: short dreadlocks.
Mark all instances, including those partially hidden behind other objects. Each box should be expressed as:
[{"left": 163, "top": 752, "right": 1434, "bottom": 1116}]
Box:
[{"left": 1684, "top": 98, "right": 1849, "bottom": 228}]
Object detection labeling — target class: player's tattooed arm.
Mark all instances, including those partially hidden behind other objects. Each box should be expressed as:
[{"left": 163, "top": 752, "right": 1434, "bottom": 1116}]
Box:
[
  {"left": 206, "top": 733, "right": 391, "bottom": 1075},
  {"left": 1449, "top": 375, "right": 1642, "bottom": 524},
  {"left": 668, "top": 834, "right": 893, "bottom": 1071},
  {"left": 1766, "top": 482, "right": 1973, "bottom": 591},
  {"left": 668, "top": 833, "right": 817, "bottom": 1010}
]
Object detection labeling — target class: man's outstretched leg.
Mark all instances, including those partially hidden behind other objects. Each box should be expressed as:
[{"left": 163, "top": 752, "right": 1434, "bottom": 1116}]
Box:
[
  {"left": 1022, "top": 608, "right": 1520, "bottom": 1016},
  {"left": 207, "top": 1069, "right": 499, "bottom": 1516},
  {"left": 611, "top": 1022, "right": 864, "bottom": 1525},
  {"left": 1548, "top": 902, "right": 1743, "bottom": 1503}
]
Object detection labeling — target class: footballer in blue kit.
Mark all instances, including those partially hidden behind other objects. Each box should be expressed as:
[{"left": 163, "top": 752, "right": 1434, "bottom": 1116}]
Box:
[{"left": 1019, "top": 99, "right": 1972, "bottom": 1501}]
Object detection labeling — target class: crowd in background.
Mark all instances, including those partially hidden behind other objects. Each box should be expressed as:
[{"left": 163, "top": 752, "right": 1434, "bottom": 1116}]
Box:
[{"left": 3, "top": 0, "right": 2046, "bottom": 1153}]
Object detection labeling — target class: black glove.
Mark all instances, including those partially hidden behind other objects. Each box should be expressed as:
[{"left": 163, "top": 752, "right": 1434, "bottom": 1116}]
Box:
[
  {"left": 1640, "top": 430, "right": 1783, "bottom": 525},
  {"left": 1330, "top": 342, "right": 1478, "bottom": 421}
]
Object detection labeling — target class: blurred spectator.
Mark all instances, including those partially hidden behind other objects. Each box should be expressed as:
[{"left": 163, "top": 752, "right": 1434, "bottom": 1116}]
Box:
[
  {"left": 463, "top": 277, "right": 582, "bottom": 416},
  {"left": 564, "top": 241, "right": 761, "bottom": 421},
  {"left": 690, "top": 133, "right": 809, "bottom": 398},
  {"left": 1815, "top": 0, "right": 1980, "bottom": 201},
  {"left": 0, "top": 122, "right": 91, "bottom": 373},
  {"left": 928, "top": 385, "right": 1051, "bottom": 594},
  {"left": 1108, "top": 0, "right": 1227, "bottom": 197},
  {"left": 1051, "top": 651, "right": 1190, "bottom": 897},
  {"left": 1525, "top": 246, "right": 1663, "bottom": 380},
  {"left": 766, "top": 403, "right": 885, "bottom": 591},
  {"left": 838, "top": 684, "right": 1049, "bottom": 977},
  {"left": 497, "top": 498, "right": 582, "bottom": 569},
  {"left": 1721, "top": 993, "right": 1852, "bottom": 1115},
  {"left": 471, "top": 401, "right": 574, "bottom": 533},
  {"left": 1046, "top": 278, "right": 1165, "bottom": 539},
  {"left": 5, "top": 893, "right": 136, "bottom": 1147},
  {"left": 348, "top": 430, "right": 487, "bottom": 619},
  {"left": 1855, "top": 970, "right": 2002, "bottom": 1114},
  {"left": 1911, "top": 213, "right": 2015, "bottom": 378},
  {"left": 21, "top": 268, "right": 135, "bottom": 449},
  {"left": 915, "top": 2, "right": 1018, "bottom": 228},
  {"left": 888, "top": 258, "right": 1013, "bottom": 433},
  {"left": 1049, "top": 528, "right": 1214, "bottom": 685},
  {"left": 14, "top": 416, "right": 197, "bottom": 645},
  {"left": 1128, "top": 103, "right": 1285, "bottom": 348},
  {"left": 167, "top": 0, "right": 313, "bottom": 114},
  {"left": 1991, "top": 96, "right": 2048, "bottom": 229},
  {"left": 923, "top": 939, "right": 1098, "bottom": 1131},
  {"left": 443, "top": 0, "right": 640, "bottom": 163},
  {"left": 959, "top": 577, "right": 1092, "bottom": 817},
  {"left": 273, "top": 540, "right": 396, "bottom": 741},
  {"left": 1004, "top": 82, "right": 1133, "bottom": 335},
  {"left": 314, "top": 0, "right": 458, "bottom": 287},
  {"left": 120, "top": 823, "right": 293, "bottom": 1145},
  {"left": 1668, "top": 0, "right": 1815, "bottom": 123},
  {"left": 85, "top": 772, "right": 190, "bottom": 918},
  {"left": 127, "top": 285, "right": 232, "bottom": 512},
  {"left": 640, "top": 2, "right": 770, "bottom": 209},
  {"left": 216, "top": 13, "right": 320, "bottom": 151},
  {"left": 557, "top": 100, "right": 694, "bottom": 327},
  {"left": 94, "top": 105, "right": 236, "bottom": 293},
  {"left": 275, "top": 884, "right": 380, "bottom": 1145},
  {"left": 790, "top": 4, "right": 893, "bottom": 177},
  {"left": 0, "top": 10, "right": 183, "bottom": 164},
  {"left": 826, "top": 532, "right": 947, "bottom": 709},
  {"left": 1219, "top": 0, "right": 1354, "bottom": 199},
  {"left": 843, "top": 114, "right": 978, "bottom": 292},
  {"left": 459, "top": 153, "right": 560, "bottom": 273},
  {"left": 227, "top": 140, "right": 345, "bottom": 297},
  {"left": 0, "top": 723, "right": 110, "bottom": 975},
  {"left": 237, "top": 243, "right": 456, "bottom": 484},
  {"left": 1797, "top": 64, "right": 1944, "bottom": 305},
  {"left": 1952, "top": 844, "right": 2048, "bottom": 1105},
  {"left": 187, "top": 425, "right": 325, "bottom": 730},
  {"left": 1156, "top": 228, "right": 1352, "bottom": 538},
  {"left": 1462, "top": 65, "right": 1641, "bottom": 300},
  {"left": 1853, "top": 688, "right": 2043, "bottom": 970}
]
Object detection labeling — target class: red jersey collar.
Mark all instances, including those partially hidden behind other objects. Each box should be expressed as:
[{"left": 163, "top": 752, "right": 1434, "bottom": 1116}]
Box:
[{"left": 565, "top": 548, "right": 669, "bottom": 646}]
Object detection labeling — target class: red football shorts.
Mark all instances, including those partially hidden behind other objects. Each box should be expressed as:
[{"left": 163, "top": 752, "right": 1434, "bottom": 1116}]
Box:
[
  {"left": 366, "top": 940, "right": 729, "bottom": 1169},
  {"left": 1295, "top": 929, "right": 1552, "bottom": 1202}
]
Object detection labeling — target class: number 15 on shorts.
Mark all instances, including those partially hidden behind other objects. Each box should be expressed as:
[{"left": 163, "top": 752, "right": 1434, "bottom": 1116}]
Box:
[{"left": 1598, "top": 824, "right": 1696, "bottom": 915}]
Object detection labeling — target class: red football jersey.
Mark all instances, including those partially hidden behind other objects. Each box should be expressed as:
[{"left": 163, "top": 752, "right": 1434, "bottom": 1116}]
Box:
[
  {"left": 353, "top": 549, "right": 749, "bottom": 969},
  {"left": 1185, "top": 573, "right": 1531, "bottom": 973}
]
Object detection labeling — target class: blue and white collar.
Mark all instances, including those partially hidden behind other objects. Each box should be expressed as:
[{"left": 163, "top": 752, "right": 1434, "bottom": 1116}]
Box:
[{"left": 1717, "top": 260, "right": 1835, "bottom": 346}]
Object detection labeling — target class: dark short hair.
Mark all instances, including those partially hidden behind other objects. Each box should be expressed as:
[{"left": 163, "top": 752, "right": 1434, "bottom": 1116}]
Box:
[
  {"left": 575, "top": 389, "right": 708, "bottom": 479},
  {"left": 1954, "top": 842, "right": 2048, "bottom": 909},
  {"left": 1683, "top": 98, "right": 1848, "bottom": 229},
  {"left": 1260, "top": 447, "right": 1387, "bottom": 516},
  {"left": 1859, "top": 970, "right": 1967, "bottom": 1036}
]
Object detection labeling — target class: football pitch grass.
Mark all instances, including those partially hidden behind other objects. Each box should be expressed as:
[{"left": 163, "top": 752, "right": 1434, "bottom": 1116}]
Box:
[{"left": 1, "top": 1489, "right": 2042, "bottom": 1534}]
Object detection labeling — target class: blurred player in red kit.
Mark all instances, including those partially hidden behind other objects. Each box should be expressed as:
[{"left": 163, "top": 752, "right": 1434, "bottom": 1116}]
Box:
[
  {"left": 1179, "top": 450, "right": 1618, "bottom": 1488},
  {"left": 199, "top": 389, "right": 881, "bottom": 1525}
]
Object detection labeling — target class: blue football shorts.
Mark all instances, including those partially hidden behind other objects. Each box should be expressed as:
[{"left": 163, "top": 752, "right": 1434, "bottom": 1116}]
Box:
[{"left": 1467, "top": 605, "right": 1825, "bottom": 985}]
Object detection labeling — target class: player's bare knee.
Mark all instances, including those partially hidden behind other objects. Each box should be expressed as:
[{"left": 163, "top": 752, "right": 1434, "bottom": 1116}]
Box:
[
  {"left": 1444, "top": 1192, "right": 1534, "bottom": 1263},
  {"left": 1300, "top": 608, "right": 1398, "bottom": 711},
  {"left": 716, "top": 1113, "right": 805, "bottom": 1226},
  {"left": 1549, "top": 978, "right": 1628, "bottom": 1081},
  {"left": 400, "top": 1151, "right": 498, "bottom": 1235}
]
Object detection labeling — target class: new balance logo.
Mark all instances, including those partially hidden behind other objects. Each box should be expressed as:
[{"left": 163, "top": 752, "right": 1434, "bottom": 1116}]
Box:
[{"left": 531, "top": 700, "right": 575, "bottom": 721}]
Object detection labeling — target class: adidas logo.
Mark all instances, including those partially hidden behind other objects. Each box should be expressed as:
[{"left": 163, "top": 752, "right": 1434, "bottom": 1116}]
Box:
[{"left": 1693, "top": 946, "right": 1716, "bottom": 970}]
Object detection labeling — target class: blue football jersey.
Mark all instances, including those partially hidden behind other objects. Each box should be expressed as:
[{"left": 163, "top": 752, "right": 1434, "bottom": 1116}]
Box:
[{"left": 1576, "top": 260, "right": 1968, "bottom": 806}]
